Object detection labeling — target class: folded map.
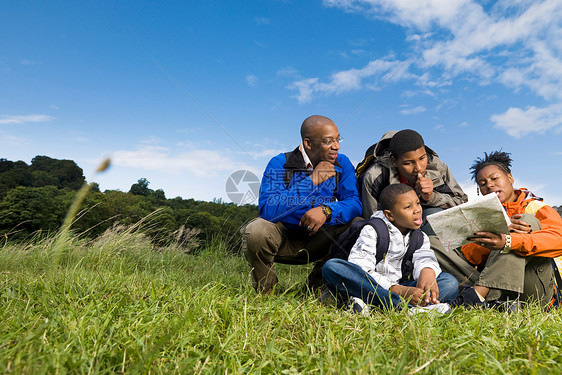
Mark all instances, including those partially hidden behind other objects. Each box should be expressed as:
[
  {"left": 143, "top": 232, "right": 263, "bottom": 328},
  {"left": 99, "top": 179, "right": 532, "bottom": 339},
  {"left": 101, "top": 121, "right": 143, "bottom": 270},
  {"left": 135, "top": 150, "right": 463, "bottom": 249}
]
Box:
[{"left": 426, "top": 193, "right": 511, "bottom": 251}]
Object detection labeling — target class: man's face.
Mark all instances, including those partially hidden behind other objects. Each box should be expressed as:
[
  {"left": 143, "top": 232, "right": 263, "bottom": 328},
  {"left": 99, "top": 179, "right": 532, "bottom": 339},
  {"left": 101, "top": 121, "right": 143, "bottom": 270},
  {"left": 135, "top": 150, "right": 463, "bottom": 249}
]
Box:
[
  {"left": 303, "top": 123, "right": 340, "bottom": 166},
  {"left": 391, "top": 146, "right": 428, "bottom": 184},
  {"left": 385, "top": 190, "right": 423, "bottom": 235}
]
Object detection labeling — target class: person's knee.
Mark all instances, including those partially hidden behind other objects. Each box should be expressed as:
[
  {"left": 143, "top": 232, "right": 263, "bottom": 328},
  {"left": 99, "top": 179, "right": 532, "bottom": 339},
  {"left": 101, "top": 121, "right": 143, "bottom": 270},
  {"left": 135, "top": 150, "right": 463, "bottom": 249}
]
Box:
[
  {"left": 519, "top": 213, "right": 541, "bottom": 231},
  {"left": 241, "top": 218, "right": 272, "bottom": 255},
  {"left": 322, "top": 258, "right": 346, "bottom": 280},
  {"left": 438, "top": 272, "right": 459, "bottom": 301}
]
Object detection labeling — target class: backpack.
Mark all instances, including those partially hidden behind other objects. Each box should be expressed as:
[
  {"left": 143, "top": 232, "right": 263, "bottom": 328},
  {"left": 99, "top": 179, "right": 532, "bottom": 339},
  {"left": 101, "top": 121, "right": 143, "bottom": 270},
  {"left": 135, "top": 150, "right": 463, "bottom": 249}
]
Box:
[
  {"left": 523, "top": 199, "right": 562, "bottom": 310},
  {"left": 355, "top": 132, "right": 395, "bottom": 179},
  {"left": 331, "top": 217, "right": 425, "bottom": 283}
]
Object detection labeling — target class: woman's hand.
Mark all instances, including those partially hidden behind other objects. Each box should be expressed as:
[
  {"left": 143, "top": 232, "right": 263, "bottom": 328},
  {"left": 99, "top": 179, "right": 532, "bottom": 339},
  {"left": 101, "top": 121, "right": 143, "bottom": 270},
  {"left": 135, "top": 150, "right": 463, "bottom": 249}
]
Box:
[
  {"left": 467, "top": 232, "right": 506, "bottom": 250},
  {"left": 509, "top": 214, "right": 532, "bottom": 234}
]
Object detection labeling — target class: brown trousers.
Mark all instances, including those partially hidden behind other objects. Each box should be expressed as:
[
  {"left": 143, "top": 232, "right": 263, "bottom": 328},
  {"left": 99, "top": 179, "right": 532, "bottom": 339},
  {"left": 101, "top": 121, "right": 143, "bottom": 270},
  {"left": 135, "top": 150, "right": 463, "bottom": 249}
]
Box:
[
  {"left": 431, "top": 213, "right": 554, "bottom": 305},
  {"left": 241, "top": 217, "right": 349, "bottom": 292}
]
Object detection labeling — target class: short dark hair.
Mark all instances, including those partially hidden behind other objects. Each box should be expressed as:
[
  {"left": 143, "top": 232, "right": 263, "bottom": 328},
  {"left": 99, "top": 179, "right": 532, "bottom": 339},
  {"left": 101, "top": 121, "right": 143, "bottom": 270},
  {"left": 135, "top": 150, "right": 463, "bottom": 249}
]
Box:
[
  {"left": 470, "top": 151, "right": 512, "bottom": 181},
  {"left": 380, "top": 183, "right": 415, "bottom": 211},
  {"left": 389, "top": 129, "right": 425, "bottom": 157}
]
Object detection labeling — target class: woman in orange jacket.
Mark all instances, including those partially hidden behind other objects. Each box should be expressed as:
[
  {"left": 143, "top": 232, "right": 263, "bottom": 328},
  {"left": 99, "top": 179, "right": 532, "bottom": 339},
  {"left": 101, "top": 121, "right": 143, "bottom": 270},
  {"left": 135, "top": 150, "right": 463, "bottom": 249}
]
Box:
[{"left": 432, "top": 151, "right": 562, "bottom": 309}]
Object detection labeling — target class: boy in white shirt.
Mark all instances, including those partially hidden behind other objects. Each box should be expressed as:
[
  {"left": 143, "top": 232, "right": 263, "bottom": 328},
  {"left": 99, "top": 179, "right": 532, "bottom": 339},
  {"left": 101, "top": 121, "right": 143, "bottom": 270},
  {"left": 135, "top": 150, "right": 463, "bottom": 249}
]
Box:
[{"left": 322, "top": 183, "right": 458, "bottom": 314}]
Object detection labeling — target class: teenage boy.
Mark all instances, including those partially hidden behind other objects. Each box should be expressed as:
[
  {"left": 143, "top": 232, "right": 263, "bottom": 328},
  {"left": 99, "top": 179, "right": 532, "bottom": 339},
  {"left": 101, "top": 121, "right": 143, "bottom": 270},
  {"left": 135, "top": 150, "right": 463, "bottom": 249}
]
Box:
[
  {"left": 358, "top": 130, "right": 467, "bottom": 232},
  {"left": 322, "top": 184, "right": 458, "bottom": 314}
]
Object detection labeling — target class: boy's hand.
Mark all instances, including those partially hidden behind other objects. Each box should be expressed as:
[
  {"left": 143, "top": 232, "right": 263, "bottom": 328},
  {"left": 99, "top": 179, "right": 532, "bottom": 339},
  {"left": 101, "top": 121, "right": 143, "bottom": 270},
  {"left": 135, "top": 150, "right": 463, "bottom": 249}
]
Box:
[
  {"left": 415, "top": 172, "right": 433, "bottom": 202},
  {"left": 416, "top": 268, "right": 439, "bottom": 305},
  {"left": 390, "top": 285, "right": 426, "bottom": 307}
]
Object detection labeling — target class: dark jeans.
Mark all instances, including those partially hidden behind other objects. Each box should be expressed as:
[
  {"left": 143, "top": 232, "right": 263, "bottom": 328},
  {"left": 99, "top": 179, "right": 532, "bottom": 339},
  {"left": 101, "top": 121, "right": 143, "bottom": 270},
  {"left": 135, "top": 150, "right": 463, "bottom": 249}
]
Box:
[{"left": 322, "top": 258, "right": 459, "bottom": 309}]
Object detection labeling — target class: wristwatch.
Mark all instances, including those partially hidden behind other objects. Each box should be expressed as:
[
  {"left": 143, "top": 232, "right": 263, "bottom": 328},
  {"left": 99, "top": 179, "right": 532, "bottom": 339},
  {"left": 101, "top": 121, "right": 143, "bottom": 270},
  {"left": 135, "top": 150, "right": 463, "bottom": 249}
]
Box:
[
  {"left": 501, "top": 234, "right": 512, "bottom": 253},
  {"left": 321, "top": 204, "right": 332, "bottom": 221}
]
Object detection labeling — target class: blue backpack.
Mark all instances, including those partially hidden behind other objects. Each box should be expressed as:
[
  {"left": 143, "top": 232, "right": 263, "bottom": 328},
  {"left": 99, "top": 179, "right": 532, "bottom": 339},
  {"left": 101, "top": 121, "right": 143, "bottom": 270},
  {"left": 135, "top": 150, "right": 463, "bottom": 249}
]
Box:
[{"left": 332, "top": 217, "right": 425, "bottom": 283}]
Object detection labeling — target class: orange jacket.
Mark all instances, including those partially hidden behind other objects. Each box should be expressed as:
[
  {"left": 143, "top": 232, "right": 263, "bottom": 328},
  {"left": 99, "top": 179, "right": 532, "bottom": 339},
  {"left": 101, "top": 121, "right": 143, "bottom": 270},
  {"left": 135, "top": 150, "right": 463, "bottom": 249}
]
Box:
[{"left": 462, "top": 189, "right": 562, "bottom": 265}]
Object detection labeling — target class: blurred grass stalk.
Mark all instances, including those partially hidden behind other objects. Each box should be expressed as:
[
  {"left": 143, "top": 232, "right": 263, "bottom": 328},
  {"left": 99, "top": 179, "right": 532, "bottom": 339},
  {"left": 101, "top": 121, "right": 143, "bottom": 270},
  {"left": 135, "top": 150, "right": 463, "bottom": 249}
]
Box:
[{"left": 52, "top": 158, "right": 111, "bottom": 260}]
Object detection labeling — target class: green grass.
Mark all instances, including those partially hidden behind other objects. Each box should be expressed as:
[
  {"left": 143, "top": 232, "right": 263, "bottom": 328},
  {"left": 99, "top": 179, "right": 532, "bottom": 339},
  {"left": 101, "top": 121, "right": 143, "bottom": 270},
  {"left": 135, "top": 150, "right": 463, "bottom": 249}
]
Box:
[{"left": 1, "top": 228, "right": 562, "bottom": 374}]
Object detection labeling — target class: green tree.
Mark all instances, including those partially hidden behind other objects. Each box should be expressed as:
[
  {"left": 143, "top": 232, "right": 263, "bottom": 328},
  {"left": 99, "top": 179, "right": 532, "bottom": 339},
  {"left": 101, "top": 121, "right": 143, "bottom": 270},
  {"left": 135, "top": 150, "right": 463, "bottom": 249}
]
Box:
[
  {"left": 0, "top": 186, "right": 69, "bottom": 237},
  {"left": 30, "top": 156, "right": 85, "bottom": 190},
  {"left": 129, "top": 178, "right": 153, "bottom": 196}
]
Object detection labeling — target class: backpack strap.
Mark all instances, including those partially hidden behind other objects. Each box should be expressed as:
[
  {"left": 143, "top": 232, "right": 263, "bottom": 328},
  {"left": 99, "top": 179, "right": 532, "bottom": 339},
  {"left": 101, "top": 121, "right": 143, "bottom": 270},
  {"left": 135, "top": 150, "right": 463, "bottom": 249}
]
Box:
[
  {"left": 333, "top": 217, "right": 422, "bottom": 283},
  {"left": 399, "top": 229, "right": 425, "bottom": 283},
  {"left": 370, "top": 217, "right": 389, "bottom": 264},
  {"left": 332, "top": 217, "right": 388, "bottom": 260},
  {"left": 550, "top": 258, "right": 562, "bottom": 308}
]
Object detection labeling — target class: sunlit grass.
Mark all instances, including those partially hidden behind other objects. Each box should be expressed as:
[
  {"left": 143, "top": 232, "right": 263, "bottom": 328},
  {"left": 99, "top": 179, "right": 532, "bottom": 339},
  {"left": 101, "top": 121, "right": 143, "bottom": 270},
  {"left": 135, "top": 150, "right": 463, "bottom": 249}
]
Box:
[
  {"left": 1, "top": 224, "right": 562, "bottom": 374},
  {"left": 2, "top": 176, "right": 562, "bottom": 373}
]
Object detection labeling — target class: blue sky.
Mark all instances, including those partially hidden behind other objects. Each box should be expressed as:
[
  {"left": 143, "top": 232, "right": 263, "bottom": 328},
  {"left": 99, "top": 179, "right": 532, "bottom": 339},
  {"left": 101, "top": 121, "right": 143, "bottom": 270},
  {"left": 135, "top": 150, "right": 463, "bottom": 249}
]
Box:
[{"left": 2, "top": 0, "right": 562, "bottom": 206}]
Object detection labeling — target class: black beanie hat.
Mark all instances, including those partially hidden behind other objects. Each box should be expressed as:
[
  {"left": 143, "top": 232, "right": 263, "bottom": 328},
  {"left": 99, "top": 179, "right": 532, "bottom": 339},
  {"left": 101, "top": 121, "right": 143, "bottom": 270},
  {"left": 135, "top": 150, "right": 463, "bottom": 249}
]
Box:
[{"left": 389, "top": 129, "right": 425, "bottom": 157}]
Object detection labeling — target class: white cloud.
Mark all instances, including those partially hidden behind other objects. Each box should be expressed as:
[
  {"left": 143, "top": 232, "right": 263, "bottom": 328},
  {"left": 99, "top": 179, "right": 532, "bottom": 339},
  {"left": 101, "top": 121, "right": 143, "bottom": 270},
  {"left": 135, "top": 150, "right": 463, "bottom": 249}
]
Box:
[
  {"left": 400, "top": 105, "right": 426, "bottom": 115},
  {"left": 0, "top": 132, "right": 28, "bottom": 146},
  {"left": 21, "top": 60, "right": 43, "bottom": 66},
  {"left": 255, "top": 17, "right": 271, "bottom": 25},
  {"left": 246, "top": 74, "right": 259, "bottom": 87},
  {"left": 276, "top": 67, "right": 299, "bottom": 79},
  {"left": 112, "top": 146, "right": 239, "bottom": 177},
  {"left": 304, "top": 1, "right": 562, "bottom": 113},
  {"left": 246, "top": 148, "right": 286, "bottom": 159},
  {"left": 288, "top": 58, "right": 407, "bottom": 103},
  {"left": 490, "top": 104, "right": 562, "bottom": 138},
  {"left": 0, "top": 114, "right": 54, "bottom": 124}
]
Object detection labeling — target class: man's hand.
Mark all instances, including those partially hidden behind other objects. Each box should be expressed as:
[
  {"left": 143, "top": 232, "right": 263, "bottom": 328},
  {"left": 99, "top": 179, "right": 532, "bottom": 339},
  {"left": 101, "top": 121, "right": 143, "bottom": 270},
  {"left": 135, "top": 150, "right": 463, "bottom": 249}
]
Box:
[
  {"left": 509, "top": 214, "right": 532, "bottom": 234},
  {"left": 415, "top": 172, "right": 433, "bottom": 202},
  {"left": 299, "top": 206, "right": 328, "bottom": 236},
  {"left": 310, "top": 161, "right": 336, "bottom": 186},
  {"left": 390, "top": 285, "right": 427, "bottom": 307},
  {"left": 467, "top": 231, "right": 506, "bottom": 250},
  {"left": 416, "top": 268, "right": 439, "bottom": 305}
]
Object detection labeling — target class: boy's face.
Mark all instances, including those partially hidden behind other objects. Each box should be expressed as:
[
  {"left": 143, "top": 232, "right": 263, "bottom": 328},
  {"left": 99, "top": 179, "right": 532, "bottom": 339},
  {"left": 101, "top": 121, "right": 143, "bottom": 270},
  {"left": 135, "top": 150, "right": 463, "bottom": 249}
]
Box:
[
  {"left": 384, "top": 190, "right": 423, "bottom": 235},
  {"left": 391, "top": 146, "right": 427, "bottom": 185}
]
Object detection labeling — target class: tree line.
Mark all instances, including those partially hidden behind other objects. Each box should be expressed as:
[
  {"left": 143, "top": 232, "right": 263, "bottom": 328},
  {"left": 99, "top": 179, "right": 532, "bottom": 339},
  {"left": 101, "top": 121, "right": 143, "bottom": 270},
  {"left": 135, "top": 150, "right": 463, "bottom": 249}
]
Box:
[{"left": 0, "top": 156, "right": 258, "bottom": 252}]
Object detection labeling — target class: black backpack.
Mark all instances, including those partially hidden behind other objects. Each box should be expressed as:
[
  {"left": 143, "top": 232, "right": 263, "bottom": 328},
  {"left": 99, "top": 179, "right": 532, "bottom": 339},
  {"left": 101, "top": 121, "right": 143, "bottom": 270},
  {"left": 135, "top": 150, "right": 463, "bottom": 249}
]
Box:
[{"left": 332, "top": 217, "right": 425, "bottom": 283}]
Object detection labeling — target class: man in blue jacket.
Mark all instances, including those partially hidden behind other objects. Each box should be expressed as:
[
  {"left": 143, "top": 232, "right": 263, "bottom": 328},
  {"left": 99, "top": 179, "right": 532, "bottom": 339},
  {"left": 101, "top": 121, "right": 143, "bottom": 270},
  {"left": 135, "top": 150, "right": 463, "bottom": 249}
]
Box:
[{"left": 241, "top": 115, "right": 362, "bottom": 293}]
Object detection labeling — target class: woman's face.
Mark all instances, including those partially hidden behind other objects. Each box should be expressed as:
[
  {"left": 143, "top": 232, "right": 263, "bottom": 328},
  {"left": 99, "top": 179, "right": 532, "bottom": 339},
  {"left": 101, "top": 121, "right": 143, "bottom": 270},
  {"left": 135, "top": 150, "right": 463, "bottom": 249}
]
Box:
[{"left": 476, "top": 164, "right": 517, "bottom": 203}]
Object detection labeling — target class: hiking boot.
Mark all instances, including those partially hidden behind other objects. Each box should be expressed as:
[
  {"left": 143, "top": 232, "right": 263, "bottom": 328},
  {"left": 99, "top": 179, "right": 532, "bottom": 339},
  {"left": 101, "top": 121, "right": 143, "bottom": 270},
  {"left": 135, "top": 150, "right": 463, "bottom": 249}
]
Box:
[
  {"left": 347, "top": 296, "right": 370, "bottom": 317},
  {"left": 450, "top": 286, "right": 485, "bottom": 308},
  {"left": 408, "top": 303, "right": 452, "bottom": 315}
]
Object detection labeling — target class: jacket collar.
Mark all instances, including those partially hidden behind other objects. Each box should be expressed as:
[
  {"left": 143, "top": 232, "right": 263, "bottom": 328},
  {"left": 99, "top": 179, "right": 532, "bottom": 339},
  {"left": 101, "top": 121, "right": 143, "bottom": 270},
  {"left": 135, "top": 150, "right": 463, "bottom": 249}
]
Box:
[
  {"left": 284, "top": 147, "right": 342, "bottom": 170},
  {"left": 503, "top": 188, "right": 542, "bottom": 215}
]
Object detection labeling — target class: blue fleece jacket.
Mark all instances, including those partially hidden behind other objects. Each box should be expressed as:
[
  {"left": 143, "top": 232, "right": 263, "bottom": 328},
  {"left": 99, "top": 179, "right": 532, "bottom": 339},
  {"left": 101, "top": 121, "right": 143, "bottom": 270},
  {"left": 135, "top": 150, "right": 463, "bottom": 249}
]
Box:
[{"left": 258, "top": 147, "right": 362, "bottom": 229}]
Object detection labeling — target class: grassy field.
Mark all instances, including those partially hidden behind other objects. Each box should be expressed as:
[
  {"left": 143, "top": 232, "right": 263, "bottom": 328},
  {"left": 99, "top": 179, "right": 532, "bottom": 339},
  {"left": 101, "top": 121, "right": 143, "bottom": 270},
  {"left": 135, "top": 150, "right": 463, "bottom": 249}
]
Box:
[{"left": 2, "top": 226, "right": 562, "bottom": 374}]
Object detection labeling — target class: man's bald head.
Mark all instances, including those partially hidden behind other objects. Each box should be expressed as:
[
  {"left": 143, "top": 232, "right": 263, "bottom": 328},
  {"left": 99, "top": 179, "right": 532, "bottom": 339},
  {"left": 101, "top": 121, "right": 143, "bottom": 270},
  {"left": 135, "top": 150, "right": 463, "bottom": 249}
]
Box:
[{"left": 300, "top": 115, "right": 336, "bottom": 140}]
